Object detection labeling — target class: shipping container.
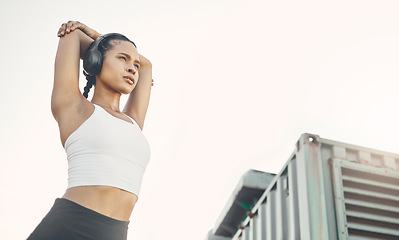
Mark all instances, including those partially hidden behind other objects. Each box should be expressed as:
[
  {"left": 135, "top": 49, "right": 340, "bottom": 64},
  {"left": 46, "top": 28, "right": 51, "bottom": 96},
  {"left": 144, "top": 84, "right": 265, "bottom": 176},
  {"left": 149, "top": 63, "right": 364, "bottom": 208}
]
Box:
[{"left": 205, "top": 133, "right": 399, "bottom": 240}]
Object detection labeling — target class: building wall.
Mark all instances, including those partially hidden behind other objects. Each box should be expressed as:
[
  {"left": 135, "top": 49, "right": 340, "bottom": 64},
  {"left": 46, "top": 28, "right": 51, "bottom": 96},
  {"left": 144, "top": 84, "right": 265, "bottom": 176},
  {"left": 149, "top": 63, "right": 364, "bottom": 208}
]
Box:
[{"left": 206, "top": 133, "right": 399, "bottom": 240}]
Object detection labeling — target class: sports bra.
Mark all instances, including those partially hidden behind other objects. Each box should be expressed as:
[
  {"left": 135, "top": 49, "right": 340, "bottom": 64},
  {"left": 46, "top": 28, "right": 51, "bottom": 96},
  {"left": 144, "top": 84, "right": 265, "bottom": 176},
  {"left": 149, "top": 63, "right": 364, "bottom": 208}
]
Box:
[{"left": 64, "top": 104, "right": 150, "bottom": 197}]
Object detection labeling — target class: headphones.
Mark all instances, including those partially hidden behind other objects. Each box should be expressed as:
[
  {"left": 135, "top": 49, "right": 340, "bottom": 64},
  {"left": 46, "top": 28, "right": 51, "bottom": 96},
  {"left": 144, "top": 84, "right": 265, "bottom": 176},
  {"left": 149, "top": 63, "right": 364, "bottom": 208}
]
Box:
[
  {"left": 83, "top": 33, "right": 136, "bottom": 76},
  {"left": 83, "top": 33, "right": 113, "bottom": 77}
]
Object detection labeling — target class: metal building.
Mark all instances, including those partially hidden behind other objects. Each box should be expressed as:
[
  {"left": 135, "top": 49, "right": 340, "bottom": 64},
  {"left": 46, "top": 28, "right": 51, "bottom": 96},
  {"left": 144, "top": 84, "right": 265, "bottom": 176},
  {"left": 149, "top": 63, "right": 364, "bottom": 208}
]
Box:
[{"left": 205, "top": 133, "right": 399, "bottom": 240}]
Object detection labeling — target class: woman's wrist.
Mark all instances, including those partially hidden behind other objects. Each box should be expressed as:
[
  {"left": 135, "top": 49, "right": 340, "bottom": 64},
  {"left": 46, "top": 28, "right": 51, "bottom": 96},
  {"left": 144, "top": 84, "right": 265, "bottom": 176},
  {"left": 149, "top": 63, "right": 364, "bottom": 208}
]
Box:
[{"left": 92, "top": 31, "right": 102, "bottom": 40}]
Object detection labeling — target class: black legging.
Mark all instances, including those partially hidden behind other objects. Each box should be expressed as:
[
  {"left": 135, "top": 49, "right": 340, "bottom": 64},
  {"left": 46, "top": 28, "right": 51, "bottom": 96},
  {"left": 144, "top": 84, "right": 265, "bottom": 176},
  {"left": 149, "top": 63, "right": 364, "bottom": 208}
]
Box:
[{"left": 27, "top": 198, "right": 129, "bottom": 240}]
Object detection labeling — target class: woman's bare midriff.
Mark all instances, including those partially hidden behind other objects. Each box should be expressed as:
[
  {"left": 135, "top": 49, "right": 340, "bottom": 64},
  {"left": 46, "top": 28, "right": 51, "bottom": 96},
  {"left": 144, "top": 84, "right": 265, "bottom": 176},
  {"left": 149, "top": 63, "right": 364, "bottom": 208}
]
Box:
[{"left": 62, "top": 185, "right": 138, "bottom": 221}]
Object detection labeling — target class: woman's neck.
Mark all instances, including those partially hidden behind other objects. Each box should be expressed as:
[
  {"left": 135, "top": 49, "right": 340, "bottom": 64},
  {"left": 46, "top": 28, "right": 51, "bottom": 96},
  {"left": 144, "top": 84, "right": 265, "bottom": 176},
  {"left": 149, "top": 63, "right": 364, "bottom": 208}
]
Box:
[{"left": 91, "top": 89, "right": 122, "bottom": 112}]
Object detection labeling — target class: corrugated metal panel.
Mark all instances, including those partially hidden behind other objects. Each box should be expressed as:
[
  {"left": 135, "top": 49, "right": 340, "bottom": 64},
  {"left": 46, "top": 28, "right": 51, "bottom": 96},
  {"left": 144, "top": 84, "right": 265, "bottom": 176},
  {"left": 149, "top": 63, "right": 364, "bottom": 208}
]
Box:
[
  {"left": 206, "top": 133, "right": 399, "bottom": 240},
  {"left": 205, "top": 170, "right": 275, "bottom": 240},
  {"left": 204, "top": 231, "right": 230, "bottom": 240}
]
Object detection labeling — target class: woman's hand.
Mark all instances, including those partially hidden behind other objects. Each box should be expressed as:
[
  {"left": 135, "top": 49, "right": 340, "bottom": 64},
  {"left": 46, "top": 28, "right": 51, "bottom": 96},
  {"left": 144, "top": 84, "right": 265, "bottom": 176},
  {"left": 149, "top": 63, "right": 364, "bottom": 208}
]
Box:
[{"left": 57, "top": 21, "right": 101, "bottom": 40}]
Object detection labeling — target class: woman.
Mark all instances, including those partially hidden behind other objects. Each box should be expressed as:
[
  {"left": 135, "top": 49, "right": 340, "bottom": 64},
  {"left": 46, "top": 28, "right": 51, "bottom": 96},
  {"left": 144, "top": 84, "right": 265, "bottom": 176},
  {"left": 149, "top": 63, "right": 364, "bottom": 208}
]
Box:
[{"left": 27, "top": 21, "right": 153, "bottom": 240}]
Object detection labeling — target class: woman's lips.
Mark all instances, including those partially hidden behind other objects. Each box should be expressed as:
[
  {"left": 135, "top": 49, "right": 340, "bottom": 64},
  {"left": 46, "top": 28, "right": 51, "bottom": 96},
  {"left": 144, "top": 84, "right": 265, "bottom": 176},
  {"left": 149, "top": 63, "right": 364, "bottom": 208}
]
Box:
[{"left": 123, "top": 76, "right": 134, "bottom": 85}]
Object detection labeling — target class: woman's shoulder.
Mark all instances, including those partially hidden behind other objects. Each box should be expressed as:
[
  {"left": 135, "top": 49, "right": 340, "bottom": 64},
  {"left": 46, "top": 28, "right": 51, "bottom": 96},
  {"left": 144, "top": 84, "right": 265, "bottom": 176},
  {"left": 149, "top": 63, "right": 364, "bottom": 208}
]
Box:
[{"left": 55, "top": 99, "right": 95, "bottom": 147}]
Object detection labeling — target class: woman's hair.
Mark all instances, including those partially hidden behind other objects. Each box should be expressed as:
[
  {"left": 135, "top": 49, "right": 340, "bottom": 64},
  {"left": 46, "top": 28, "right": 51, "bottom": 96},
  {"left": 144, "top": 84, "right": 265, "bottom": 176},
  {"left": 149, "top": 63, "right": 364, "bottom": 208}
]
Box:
[{"left": 82, "top": 34, "right": 137, "bottom": 99}]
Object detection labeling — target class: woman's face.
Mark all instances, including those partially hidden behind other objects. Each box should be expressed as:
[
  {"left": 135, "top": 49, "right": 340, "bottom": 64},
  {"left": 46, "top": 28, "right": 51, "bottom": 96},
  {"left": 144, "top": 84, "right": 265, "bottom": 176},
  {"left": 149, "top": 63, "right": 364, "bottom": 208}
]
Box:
[{"left": 97, "top": 40, "right": 140, "bottom": 95}]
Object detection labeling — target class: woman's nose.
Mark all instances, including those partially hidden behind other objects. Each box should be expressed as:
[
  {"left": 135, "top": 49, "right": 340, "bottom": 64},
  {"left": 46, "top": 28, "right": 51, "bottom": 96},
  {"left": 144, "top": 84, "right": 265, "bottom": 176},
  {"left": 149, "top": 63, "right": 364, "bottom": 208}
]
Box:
[{"left": 127, "top": 65, "right": 137, "bottom": 74}]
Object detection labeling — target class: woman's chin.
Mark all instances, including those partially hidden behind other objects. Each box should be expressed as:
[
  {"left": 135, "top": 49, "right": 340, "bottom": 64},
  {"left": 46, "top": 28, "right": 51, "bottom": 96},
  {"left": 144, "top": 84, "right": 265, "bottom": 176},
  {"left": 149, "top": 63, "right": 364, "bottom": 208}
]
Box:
[{"left": 120, "top": 87, "right": 135, "bottom": 95}]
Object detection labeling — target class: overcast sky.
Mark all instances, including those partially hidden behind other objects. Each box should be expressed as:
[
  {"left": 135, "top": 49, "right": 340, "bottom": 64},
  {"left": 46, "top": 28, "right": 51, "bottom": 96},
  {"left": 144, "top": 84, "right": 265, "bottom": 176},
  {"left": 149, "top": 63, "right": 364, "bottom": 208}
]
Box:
[{"left": 1, "top": 0, "right": 399, "bottom": 239}]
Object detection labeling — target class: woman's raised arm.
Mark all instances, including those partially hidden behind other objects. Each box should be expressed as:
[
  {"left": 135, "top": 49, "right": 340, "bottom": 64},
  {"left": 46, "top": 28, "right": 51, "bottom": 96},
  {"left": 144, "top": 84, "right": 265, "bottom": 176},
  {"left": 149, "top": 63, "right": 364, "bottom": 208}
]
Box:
[
  {"left": 51, "top": 21, "right": 99, "bottom": 120},
  {"left": 123, "top": 54, "right": 153, "bottom": 130}
]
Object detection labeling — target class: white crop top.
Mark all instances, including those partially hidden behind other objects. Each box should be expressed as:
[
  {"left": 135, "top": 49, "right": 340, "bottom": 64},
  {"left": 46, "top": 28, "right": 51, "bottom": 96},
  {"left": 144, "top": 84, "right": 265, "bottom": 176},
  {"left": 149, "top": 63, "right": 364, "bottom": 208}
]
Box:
[{"left": 64, "top": 104, "right": 150, "bottom": 196}]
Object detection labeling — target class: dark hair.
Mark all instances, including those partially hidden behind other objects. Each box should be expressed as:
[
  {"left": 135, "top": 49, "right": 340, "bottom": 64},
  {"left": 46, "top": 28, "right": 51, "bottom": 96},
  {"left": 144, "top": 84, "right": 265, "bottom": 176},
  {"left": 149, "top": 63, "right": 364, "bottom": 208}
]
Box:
[{"left": 82, "top": 33, "right": 137, "bottom": 99}]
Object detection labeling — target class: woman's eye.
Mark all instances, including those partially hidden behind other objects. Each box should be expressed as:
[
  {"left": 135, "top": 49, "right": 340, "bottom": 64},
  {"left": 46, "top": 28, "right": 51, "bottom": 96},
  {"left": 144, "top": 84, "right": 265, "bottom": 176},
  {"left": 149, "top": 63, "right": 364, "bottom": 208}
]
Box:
[
  {"left": 120, "top": 56, "right": 126, "bottom": 61},
  {"left": 135, "top": 64, "right": 140, "bottom": 69}
]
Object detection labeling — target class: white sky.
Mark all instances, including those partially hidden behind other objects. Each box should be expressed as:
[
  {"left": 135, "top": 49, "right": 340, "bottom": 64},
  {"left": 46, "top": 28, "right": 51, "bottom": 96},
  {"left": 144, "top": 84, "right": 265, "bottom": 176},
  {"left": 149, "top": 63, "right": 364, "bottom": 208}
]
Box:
[{"left": 1, "top": 0, "right": 398, "bottom": 239}]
